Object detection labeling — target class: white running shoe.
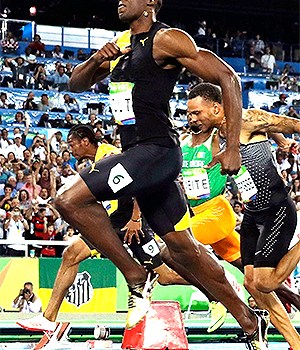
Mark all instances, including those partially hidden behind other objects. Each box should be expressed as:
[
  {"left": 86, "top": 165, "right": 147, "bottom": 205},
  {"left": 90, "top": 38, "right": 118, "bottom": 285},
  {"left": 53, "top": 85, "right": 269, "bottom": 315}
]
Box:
[{"left": 16, "top": 314, "right": 57, "bottom": 333}]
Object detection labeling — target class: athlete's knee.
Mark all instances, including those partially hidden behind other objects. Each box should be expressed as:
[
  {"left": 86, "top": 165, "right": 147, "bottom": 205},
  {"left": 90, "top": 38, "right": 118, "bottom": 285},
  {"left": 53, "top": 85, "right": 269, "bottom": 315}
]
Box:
[
  {"left": 254, "top": 275, "right": 274, "bottom": 293},
  {"left": 62, "top": 245, "right": 80, "bottom": 266}
]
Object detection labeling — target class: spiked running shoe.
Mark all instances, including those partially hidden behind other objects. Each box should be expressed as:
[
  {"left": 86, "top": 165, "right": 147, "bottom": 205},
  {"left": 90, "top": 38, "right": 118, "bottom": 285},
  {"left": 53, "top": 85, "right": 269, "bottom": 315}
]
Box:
[
  {"left": 207, "top": 301, "right": 227, "bottom": 333},
  {"left": 245, "top": 309, "right": 270, "bottom": 350},
  {"left": 16, "top": 314, "right": 57, "bottom": 333},
  {"left": 126, "top": 272, "right": 159, "bottom": 329}
]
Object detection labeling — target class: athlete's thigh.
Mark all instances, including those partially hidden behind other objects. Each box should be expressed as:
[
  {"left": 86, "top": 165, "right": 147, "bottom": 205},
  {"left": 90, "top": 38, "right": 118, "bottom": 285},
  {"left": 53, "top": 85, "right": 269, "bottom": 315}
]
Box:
[
  {"left": 80, "top": 144, "right": 182, "bottom": 201},
  {"left": 254, "top": 197, "right": 297, "bottom": 268},
  {"left": 136, "top": 181, "right": 190, "bottom": 237},
  {"left": 211, "top": 230, "right": 241, "bottom": 263},
  {"left": 240, "top": 210, "right": 260, "bottom": 267},
  {"left": 191, "top": 196, "right": 236, "bottom": 245}
]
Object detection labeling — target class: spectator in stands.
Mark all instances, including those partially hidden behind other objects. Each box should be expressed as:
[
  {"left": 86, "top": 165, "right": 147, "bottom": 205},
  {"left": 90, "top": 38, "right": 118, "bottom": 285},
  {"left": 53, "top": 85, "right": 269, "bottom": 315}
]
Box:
[
  {"left": 1, "top": 31, "right": 19, "bottom": 54},
  {"left": 86, "top": 113, "right": 99, "bottom": 127},
  {"left": 37, "top": 94, "right": 53, "bottom": 112},
  {"left": 271, "top": 93, "right": 288, "bottom": 109},
  {"left": 261, "top": 46, "right": 276, "bottom": 74},
  {"left": 232, "top": 200, "right": 244, "bottom": 233},
  {"left": 253, "top": 34, "right": 265, "bottom": 57},
  {"left": 37, "top": 187, "right": 52, "bottom": 205},
  {"left": 62, "top": 94, "right": 79, "bottom": 113},
  {"left": 62, "top": 113, "right": 76, "bottom": 129},
  {"left": 0, "top": 176, "right": 18, "bottom": 197},
  {"left": 196, "top": 19, "right": 207, "bottom": 36},
  {"left": 14, "top": 111, "right": 25, "bottom": 124},
  {"left": 34, "top": 72, "right": 50, "bottom": 91},
  {"left": 18, "top": 189, "right": 31, "bottom": 213},
  {"left": 46, "top": 151, "right": 58, "bottom": 171},
  {"left": 288, "top": 77, "right": 299, "bottom": 92},
  {"left": 0, "top": 92, "right": 13, "bottom": 109},
  {"left": 16, "top": 170, "right": 26, "bottom": 191},
  {"left": 65, "top": 62, "right": 73, "bottom": 78},
  {"left": 12, "top": 282, "right": 42, "bottom": 312},
  {"left": 5, "top": 134, "right": 26, "bottom": 160},
  {"left": 21, "top": 169, "right": 41, "bottom": 200},
  {"left": 23, "top": 91, "right": 38, "bottom": 110},
  {"left": 37, "top": 168, "right": 54, "bottom": 195},
  {"left": 22, "top": 149, "right": 33, "bottom": 167},
  {"left": 0, "top": 184, "right": 14, "bottom": 211},
  {"left": 61, "top": 150, "right": 76, "bottom": 170},
  {"left": 36, "top": 113, "right": 52, "bottom": 128},
  {"left": 21, "top": 47, "right": 37, "bottom": 68},
  {"left": 63, "top": 225, "right": 76, "bottom": 241},
  {"left": 48, "top": 65, "right": 70, "bottom": 91},
  {"left": 30, "top": 136, "right": 48, "bottom": 161},
  {"left": 4, "top": 207, "right": 29, "bottom": 257},
  {"left": 52, "top": 45, "right": 63, "bottom": 59},
  {"left": 49, "top": 131, "right": 63, "bottom": 154},
  {"left": 231, "top": 30, "right": 247, "bottom": 57},
  {"left": 245, "top": 46, "right": 261, "bottom": 73},
  {"left": 5, "top": 56, "right": 30, "bottom": 88},
  {"left": 59, "top": 164, "right": 76, "bottom": 186},
  {"left": 27, "top": 34, "right": 45, "bottom": 57},
  {"left": 287, "top": 106, "right": 300, "bottom": 119},
  {"left": 77, "top": 49, "right": 87, "bottom": 61},
  {"left": 0, "top": 129, "right": 11, "bottom": 150}
]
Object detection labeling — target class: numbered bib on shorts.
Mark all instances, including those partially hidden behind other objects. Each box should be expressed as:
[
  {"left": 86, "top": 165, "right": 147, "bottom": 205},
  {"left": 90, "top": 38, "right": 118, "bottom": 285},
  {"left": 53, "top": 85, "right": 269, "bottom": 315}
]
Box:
[
  {"left": 232, "top": 165, "right": 257, "bottom": 202},
  {"left": 109, "top": 82, "right": 136, "bottom": 125},
  {"left": 142, "top": 239, "right": 160, "bottom": 257},
  {"left": 108, "top": 163, "right": 133, "bottom": 193},
  {"left": 182, "top": 168, "right": 210, "bottom": 200}
]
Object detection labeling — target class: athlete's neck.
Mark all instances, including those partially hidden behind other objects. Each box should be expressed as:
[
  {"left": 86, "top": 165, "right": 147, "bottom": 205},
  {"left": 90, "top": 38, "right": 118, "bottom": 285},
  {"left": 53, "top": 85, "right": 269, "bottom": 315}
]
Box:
[
  {"left": 129, "top": 16, "right": 156, "bottom": 35},
  {"left": 190, "top": 129, "right": 214, "bottom": 147}
]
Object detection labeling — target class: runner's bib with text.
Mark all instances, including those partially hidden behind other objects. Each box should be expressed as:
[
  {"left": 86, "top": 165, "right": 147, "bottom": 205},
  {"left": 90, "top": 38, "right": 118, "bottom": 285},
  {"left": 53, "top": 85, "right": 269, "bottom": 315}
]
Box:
[
  {"left": 182, "top": 167, "right": 210, "bottom": 200},
  {"left": 109, "top": 82, "right": 136, "bottom": 125},
  {"left": 232, "top": 165, "right": 257, "bottom": 202}
]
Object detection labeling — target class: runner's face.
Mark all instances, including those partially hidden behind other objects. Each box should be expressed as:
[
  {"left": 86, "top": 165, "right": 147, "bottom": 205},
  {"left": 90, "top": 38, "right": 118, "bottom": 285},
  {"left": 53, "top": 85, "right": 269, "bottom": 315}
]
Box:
[
  {"left": 118, "top": 0, "right": 148, "bottom": 22},
  {"left": 187, "top": 96, "right": 222, "bottom": 134},
  {"left": 68, "top": 135, "right": 87, "bottom": 160}
]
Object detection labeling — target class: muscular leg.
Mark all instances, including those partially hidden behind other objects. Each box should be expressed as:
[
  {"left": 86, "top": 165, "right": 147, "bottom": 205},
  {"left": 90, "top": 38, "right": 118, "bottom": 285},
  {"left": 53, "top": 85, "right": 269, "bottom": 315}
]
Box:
[
  {"left": 244, "top": 265, "right": 300, "bottom": 350},
  {"left": 162, "top": 229, "right": 258, "bottom": 335},
  {"left": 254, "top": 241, "right": 300, "bottom": 293},
  {"left": 44, "top": 238, "right": 91, "bottom": 322},
  {"left": 54, "top": 175, "right": 147, "bottom": 287}
]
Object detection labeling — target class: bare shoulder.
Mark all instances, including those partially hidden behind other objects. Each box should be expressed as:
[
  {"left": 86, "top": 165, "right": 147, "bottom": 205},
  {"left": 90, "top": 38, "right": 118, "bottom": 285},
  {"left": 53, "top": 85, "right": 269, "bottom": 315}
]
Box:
[
  {"left": 242, "top": 108, "right": 271, "bottom": 123},
  {"left": 154, "top": 27, "right": 198, "bottom": 59}
]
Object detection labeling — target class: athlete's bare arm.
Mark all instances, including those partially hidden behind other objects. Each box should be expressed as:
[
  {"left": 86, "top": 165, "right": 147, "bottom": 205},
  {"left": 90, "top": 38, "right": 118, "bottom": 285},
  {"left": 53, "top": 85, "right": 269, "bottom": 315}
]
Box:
[
  {"left": 241, "top": 108, "right": 300, "bottom": 143},
  {"left": 69, "top": 43, "right": 131, "bottom": 92},
  {"left": 154, "top": 28, "right": 242, "bottom": 175}
]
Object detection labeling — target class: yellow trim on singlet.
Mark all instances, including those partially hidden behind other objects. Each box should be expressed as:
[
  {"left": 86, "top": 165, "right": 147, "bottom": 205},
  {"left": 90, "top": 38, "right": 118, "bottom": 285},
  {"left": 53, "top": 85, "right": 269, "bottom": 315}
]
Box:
[
  {"left": 174, "top": 207, "right": 191, "bottom": 232},
  {"left": 110, "top": 30, "right": 131, "bottom": 72}
]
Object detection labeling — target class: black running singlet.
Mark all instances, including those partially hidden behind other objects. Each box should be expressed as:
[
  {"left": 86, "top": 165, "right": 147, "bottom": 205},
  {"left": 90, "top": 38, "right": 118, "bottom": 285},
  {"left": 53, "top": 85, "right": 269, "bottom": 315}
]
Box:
[{"left": 111, "top": 22, "right": 181, "bottom": 148}]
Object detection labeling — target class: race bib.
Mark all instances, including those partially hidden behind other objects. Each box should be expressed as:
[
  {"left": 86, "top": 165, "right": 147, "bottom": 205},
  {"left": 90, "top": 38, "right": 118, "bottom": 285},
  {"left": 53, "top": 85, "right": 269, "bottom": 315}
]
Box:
[
  {"left": 108, "top": 163, "right": 133, "bottom": 193},
  {"left": 232, "top": 165, "right": 257, "bottom": 202},
  {"left": 109, "top": 82, "right": 135, "bottom": 125},
  {"left": 182, "top": 168, "right": 210, "bottom": 200},
  {"left": 142, "top": 239, "right": 160, "bottom": 257}
]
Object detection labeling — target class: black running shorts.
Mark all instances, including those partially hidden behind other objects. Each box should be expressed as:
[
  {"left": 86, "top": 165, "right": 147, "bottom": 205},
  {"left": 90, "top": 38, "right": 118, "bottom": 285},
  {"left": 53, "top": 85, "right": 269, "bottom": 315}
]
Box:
[
  {"left": 240, "top": 196, "right": 297, "bottom": 268},
  {"left": 80, "top": 143, "right": 190, "bottom": 236}
]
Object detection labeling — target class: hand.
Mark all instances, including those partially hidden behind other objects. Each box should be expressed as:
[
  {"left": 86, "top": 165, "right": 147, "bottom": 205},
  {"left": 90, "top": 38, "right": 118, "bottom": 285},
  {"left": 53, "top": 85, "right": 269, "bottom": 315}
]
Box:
[
  {"left": 94, "top": 42, "right": 131, "bottom": 63},
  {"left": 205, "top": 148, "right": 241, "bottom": 175},
  {"left": 121, "top": 219, "right": 144, "bottom": 245},
  {"left": 18, "top": 289, "right": 24, "bottom": 297}
]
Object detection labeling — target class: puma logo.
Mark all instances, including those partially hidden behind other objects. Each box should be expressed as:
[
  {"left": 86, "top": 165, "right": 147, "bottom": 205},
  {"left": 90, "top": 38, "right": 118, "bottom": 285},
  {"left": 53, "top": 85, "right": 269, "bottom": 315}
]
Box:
[
  {"left": 89, "top": 163, "right": 100, "bottom": 174},
  {"left": 140, "top": 37, "right": 149, "bottom": 46}
]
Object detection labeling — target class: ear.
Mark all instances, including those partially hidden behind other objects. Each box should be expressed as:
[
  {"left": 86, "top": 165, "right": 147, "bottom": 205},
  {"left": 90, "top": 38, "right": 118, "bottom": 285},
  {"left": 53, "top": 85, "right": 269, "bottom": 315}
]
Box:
[{"left": 213, "top": 102, "right": 221, "bottom": 115}]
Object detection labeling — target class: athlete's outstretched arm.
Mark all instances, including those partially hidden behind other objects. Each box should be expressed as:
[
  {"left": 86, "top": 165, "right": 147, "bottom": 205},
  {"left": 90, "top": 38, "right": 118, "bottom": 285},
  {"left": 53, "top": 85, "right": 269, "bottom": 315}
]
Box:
[
  {"left": 154, "top": 29, "right": 242, "bottom": 175},
  {"left": 243, "top": 109, "right": 300, "bottom": 134},
  {"left": 69, "top": 43, "right": 131, "bottom": 92}
]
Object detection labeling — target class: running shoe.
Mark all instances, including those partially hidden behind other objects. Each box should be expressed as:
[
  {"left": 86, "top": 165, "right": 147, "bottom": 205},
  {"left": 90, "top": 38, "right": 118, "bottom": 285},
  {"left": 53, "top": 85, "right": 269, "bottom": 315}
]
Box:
[
  {"left": 126, "top": 271, "right": 158, "bottom": 329},
  {"left": 245, "top": 309, "right": 270, "bottom": 350},
  {"left": 16, "top": 314, "right": 57, "bottom": 333},
  {"left": 207, "top": 301, "right": 227, "bottom": 333}
]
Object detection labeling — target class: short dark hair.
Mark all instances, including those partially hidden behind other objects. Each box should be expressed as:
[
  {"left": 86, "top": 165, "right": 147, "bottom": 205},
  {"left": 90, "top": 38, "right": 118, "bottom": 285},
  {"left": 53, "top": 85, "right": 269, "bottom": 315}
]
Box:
[
  {"left": 68, "top": 124, "right": 98, "bottom": 146},
  {"left": 188, "top": 83, "right": 222, "bottom": 104}
]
